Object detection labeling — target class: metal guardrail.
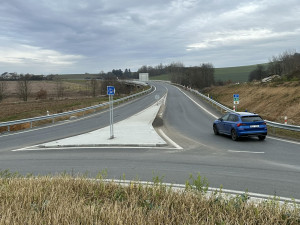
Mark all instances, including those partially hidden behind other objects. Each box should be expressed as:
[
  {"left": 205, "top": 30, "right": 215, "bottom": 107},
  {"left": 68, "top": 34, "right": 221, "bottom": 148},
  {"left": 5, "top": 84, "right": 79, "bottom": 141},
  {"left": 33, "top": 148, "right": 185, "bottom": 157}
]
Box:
[
  {"left": 180, "top": 85, "right": 300, "bottom": 132},
  {"left": 0, "top": 85, "right": 153, "bottom": 132}
]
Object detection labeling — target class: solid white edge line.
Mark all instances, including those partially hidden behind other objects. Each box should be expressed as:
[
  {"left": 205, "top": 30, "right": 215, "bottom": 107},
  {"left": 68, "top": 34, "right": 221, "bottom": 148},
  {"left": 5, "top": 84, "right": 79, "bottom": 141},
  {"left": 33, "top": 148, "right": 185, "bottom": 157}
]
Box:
[
  {"left": 174, "top": 85, "right": 300, "bottom": 146},
  {"left": 11, "top": 146, "right": 179, "bottom": 151},
  {"left": 268, "top": 136, "right": 300, "bottom": 145},
  {"left": 99, "top": 179, "right": 300, "bottom": 205},
  {"left": 174, "top": 86, "right": 218, "bottom": 119},
  {"left": 157, "top": 129, "right": 183, "bottom": 150}
]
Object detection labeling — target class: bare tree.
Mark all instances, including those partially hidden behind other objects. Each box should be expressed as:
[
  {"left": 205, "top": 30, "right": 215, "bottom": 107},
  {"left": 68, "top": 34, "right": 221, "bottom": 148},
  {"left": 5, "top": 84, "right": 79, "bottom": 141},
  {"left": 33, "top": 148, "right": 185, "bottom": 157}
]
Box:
[
  {"left": 90, "top": 78, "right": 98, "bottom": 97},
  {"left": 268, "top": 50, "right": 299, "bottom": 76},
  {"left": 0, "top": 81, "right": 8, "bottom": 102},
  {"left": 17, "top": 75, "right": 31, "bottom": 101},
  {"left": 55, "top": 77, "right": 65, "bottom": 99}
]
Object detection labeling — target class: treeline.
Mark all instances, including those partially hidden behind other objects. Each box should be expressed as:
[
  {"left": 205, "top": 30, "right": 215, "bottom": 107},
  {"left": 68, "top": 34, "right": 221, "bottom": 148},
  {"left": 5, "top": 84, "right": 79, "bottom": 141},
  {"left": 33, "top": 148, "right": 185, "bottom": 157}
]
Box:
[
  {"left": 137, "top": 62, "right": 215, "bottom": 89},
  {"left": 249, "top": 51, "right": 300, "bottom": 81},
  {"left": 0, "top": 69, "right": 138, "bottom": 81}
]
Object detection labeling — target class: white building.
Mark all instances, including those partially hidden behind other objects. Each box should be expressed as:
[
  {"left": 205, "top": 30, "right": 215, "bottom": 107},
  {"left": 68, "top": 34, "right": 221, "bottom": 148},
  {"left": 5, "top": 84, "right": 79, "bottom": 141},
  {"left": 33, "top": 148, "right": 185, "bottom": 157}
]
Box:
[{"left": 139, "top": 73, "right": 149, "bottom": 82}]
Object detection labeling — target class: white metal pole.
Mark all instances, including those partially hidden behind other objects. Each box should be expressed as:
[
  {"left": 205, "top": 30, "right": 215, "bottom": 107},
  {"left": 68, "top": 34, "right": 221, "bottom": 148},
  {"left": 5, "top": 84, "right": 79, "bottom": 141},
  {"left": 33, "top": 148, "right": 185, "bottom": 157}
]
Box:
[
  {"left": 109, "top": 94, "right": 114, "bottom": 139},
  {"left": 111, "top": 95, "right": 114, "bottom": 138}
]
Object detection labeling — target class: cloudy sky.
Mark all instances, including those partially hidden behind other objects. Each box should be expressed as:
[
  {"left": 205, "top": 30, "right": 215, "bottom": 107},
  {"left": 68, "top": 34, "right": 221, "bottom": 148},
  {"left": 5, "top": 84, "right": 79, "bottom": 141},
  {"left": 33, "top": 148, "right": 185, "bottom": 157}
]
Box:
[{"left": 0, "top": 0, "right": 299, "bottom": 74}]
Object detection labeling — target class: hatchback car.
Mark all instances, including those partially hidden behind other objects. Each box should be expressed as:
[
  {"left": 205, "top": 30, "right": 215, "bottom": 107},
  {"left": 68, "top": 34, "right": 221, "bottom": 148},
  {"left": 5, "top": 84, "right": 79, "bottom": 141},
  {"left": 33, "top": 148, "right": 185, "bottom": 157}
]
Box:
[{"left": 213, "top": 112, "right": 267, "bottom": 141}]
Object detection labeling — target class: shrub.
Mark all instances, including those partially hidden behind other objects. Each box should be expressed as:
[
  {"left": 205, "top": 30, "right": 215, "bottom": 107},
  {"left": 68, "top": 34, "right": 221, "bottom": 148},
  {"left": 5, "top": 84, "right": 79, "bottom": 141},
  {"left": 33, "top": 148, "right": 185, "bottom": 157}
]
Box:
[{"left": 36, "top": 88, "right": 47, "bottom": 100}]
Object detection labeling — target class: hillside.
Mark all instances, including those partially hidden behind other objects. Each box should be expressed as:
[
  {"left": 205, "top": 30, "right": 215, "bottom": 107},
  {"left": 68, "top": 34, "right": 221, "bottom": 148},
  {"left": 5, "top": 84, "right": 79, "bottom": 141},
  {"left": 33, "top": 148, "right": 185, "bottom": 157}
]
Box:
[
  {"left": 149, "top": 64, "right": 266, "bottom": 82},
  {"left": 214, "top": 64, "right": 265, "bottom": 82},
  {"left": 203, "top": 81, "right": 300, "bottom": 125}
]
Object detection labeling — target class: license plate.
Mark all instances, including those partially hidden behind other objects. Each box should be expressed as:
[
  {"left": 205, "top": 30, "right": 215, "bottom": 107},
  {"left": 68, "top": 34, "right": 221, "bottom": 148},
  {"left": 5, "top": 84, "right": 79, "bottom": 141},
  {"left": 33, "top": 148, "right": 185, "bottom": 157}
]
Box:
[{"left": 250, "top": 125, "right": 259, "bottom": 128}]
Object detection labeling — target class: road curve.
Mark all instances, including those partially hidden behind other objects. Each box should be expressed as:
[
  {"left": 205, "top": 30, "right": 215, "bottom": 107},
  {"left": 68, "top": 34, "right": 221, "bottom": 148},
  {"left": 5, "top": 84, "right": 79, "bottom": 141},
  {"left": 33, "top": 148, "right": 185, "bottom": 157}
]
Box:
[{"left": 1, "top": 81, "right": 300, "bottom": 199}]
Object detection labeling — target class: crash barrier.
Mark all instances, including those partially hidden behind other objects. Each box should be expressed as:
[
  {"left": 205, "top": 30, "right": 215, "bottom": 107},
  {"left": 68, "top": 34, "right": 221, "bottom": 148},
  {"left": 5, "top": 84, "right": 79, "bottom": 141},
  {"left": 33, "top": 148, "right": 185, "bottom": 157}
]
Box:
[
  {"left": 179, "top": 84, "right": 300, "bottom": 132},
  {"left": 0, "top": 85, "right": 152, "bottom": 132}
]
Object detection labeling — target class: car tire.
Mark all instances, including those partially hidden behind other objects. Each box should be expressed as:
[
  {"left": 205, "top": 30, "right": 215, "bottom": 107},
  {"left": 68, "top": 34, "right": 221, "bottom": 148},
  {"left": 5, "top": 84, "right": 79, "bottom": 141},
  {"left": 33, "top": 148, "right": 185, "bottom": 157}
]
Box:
[
  {"left": 231, "top": 129, "right": 238, "bottom": 141},
  {"left": 213, "top": 125, "right": 219, "bottom": 135},
  {"left": 258, "top": 135, "right": 266, "bottom": 141}
]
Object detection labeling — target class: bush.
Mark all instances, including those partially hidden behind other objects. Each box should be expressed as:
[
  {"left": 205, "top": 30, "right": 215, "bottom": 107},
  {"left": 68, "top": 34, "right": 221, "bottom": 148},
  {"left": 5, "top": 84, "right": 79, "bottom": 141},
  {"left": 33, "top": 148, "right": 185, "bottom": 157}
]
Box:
[{"left": 36, "top": 88, "right": 47, "bottom": 99}]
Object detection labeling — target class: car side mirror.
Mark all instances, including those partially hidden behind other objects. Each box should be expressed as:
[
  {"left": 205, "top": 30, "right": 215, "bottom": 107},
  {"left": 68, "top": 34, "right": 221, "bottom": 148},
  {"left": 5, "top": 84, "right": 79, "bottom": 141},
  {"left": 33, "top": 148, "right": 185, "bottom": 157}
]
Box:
[{"left": 219, "top": 118, "right": 223, "bottom": 121}]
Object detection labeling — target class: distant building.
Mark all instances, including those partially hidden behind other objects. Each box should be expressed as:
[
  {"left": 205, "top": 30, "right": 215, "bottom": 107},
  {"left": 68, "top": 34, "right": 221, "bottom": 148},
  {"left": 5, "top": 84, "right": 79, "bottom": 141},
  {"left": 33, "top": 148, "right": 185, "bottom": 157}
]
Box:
[{"left": 139, "top": 73, "right": 149, "bottom": 82}]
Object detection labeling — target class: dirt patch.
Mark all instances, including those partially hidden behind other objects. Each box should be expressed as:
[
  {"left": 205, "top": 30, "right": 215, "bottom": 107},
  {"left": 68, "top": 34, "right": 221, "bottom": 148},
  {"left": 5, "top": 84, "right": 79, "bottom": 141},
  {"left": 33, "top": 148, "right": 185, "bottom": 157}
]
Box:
[
  {"left": 152, "top": 116, "right": 163, "bottom": 127},
  {"left": 203, "top": 82, "right": 300, "bottom": 125}
]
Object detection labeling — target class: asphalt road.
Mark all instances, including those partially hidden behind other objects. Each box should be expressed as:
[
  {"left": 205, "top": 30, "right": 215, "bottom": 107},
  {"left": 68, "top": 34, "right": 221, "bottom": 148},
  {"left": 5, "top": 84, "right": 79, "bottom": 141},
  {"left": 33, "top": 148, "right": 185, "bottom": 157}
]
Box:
[{"left": 0, "top": 81, "right": 300, "bottom": 199}]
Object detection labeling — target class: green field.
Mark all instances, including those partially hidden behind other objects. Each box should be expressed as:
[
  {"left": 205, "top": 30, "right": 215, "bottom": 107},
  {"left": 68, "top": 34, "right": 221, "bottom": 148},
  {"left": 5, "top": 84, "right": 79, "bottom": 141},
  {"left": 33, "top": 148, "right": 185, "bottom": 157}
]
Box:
[
  {"left": 150, "top": 64, "right": 267, "bottom": 82},
  {"left": 149, "top": 74, "right": 171, "bottom": 81},
  {"left": 214, "top": 64, "right": 263, "bottom": 82},
  {"left": 58, "top": 64, "right": 266, "bottom": 82}
]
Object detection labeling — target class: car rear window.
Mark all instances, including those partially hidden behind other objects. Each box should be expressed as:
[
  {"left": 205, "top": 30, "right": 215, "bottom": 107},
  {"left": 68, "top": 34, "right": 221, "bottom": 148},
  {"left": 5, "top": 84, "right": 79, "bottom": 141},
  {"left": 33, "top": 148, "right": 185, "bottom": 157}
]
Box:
[{"left": 241, "top": 116, "right": 263, "bottom": 122}]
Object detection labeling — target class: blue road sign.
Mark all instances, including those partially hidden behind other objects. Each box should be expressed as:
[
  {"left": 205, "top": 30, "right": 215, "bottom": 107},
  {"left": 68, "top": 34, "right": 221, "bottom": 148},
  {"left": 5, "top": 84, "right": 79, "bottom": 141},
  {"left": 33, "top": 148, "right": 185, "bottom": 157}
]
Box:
[
  {"left": 233, "top": 94, "right": 239, "bottom": 104},
  {"left": 107, "top": 86, "right": 115, "bottom": 95}
]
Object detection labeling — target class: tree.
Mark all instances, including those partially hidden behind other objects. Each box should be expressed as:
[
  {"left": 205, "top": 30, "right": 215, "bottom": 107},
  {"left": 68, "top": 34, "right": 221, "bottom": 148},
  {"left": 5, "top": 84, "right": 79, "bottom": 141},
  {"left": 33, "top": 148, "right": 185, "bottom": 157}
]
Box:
[
  {"left": 0, "top": 81, "right": 8, "bottom": 102},
  {"left": 200, "top": 63, "right": 214, "bottom": 88},
  {"left": 268, "top": 50, "right": 300, "bottom": 76},
  {"left": 55, "top": 77, "right": 65, "bottom": 99},
  {"left": 90, "top": 78, "right": 98, "bottom": 97},
  {"left": 17, "top": 75, "right": 31, "bottom": 101},
  {"left": 248, "top": 65, "right": 267, "bottom": 81}
]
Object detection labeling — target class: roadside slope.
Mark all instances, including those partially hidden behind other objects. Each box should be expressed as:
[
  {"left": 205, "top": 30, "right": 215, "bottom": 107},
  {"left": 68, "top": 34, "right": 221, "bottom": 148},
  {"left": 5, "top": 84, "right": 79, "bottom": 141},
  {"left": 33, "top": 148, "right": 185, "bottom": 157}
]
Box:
[{"left": 204, "top": 82, "right": 300, "bottom": 125}]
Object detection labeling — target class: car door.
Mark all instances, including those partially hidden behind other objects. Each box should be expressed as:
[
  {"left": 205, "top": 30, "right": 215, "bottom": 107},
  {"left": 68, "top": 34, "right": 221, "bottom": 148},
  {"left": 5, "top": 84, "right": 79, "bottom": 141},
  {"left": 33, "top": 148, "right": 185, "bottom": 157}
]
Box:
[
  {"left": 223, "top": 114, "right": 235, "bottom": 134},
  {"left": 218, "top": 113, "right": 230, "bottom": 134}
]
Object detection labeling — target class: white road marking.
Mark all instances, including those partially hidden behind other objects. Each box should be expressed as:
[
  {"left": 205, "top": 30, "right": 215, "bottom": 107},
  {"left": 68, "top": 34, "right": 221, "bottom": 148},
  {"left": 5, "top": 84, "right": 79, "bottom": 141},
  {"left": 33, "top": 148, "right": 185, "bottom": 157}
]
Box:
[
  {"left": 174, "top": 86, "right": 218, "bottom": 119},
  {"left": 157, "top": 129, "right": 183, "bottom": 150},
  {"left": 172, "top": 85, "right": 300, "bottom": 146},
  {"left": 228, "top": 150, "right": 265, "bottom": 154},
  {"left": 268, "top": 136, "right": 300, "bottom": 145},
  {"left": 12, "top": 146, "right": 179, "bottom": 151},
  {"left": 97, "top": 179, "right": 300, "bottom": 204}
]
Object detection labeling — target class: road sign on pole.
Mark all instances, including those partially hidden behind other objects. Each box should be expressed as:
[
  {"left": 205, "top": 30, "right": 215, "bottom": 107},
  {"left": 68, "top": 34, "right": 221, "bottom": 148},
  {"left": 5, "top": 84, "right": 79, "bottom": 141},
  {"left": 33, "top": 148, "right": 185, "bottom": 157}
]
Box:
[
  {"left": 107, "top": 86, "right": 115, "bottom": 95},
  {"left": 107, "top": 86, "right": 115, "bottom": 139},
  {"left": 233, "top": 94, "right": 239, "bottom": 105}
]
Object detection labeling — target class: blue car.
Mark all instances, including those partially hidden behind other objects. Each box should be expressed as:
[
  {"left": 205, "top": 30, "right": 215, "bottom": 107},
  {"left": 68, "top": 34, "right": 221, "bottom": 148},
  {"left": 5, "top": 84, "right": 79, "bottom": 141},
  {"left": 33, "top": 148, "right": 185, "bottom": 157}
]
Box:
[{"left": 213, "top": 112, "right": 267, "bottom": 141}]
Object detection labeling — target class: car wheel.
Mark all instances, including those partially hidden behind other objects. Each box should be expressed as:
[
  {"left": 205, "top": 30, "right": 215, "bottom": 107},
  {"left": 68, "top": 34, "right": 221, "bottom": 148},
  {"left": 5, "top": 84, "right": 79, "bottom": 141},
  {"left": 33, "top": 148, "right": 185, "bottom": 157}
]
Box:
[
  {"left": 258, "top": 135, "right": 266, "bottom": 141},
  {"left": 213, "top": 125, "right": 219, "bottom": 135},
  {"left": 231, "top": 129, "right": 238, "bottom": 141}
]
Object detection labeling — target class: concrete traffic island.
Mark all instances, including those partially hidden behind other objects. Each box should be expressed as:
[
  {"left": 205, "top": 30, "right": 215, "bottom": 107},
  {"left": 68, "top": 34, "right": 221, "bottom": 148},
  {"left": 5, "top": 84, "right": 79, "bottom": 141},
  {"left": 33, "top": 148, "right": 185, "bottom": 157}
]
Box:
[{"left": 39, "top": 97, "right": 167, "bottom": 148}]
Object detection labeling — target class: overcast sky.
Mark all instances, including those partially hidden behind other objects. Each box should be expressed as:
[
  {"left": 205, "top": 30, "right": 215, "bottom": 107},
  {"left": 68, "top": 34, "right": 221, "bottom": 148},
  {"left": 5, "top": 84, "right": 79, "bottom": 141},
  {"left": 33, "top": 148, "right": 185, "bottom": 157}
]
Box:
[{"left": 0, "top": 0, "right": 299, "bottom": 74}]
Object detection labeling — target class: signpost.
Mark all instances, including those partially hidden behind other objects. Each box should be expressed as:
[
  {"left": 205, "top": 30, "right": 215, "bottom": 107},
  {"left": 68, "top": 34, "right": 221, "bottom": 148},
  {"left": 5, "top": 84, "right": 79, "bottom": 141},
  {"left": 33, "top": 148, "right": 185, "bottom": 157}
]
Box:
[
  {"left": 233, "top": 94, "right": 239, "bottom": 111},
  {"left": 107, "top": 86, "right": 115, "bottom": 139}
]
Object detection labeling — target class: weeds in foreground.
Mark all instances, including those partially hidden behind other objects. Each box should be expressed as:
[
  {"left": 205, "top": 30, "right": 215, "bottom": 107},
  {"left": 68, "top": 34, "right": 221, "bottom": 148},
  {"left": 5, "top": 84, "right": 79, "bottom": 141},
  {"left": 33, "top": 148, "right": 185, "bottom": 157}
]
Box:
[{"left": 0, "top": 171, "right": 299, "bottom": 224}]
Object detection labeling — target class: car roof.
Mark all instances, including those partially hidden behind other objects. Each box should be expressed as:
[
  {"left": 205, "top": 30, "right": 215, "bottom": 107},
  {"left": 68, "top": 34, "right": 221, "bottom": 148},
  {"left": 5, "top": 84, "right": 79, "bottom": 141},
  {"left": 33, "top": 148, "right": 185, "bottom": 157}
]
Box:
[{"left": 231, "top": 112, "right": 259, "bottom": 116}]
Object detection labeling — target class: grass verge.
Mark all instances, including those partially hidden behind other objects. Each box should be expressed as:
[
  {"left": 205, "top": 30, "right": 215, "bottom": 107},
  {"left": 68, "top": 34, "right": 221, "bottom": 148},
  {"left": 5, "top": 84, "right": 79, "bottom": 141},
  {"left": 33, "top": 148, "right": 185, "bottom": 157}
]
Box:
[{"left": 0, "top": 171, "right": 299, "bottom": 224}]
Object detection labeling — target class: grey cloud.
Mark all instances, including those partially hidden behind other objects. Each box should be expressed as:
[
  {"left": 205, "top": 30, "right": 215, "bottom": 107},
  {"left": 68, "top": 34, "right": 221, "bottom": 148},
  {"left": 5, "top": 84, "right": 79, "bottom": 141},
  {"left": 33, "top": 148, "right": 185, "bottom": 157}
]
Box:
[{"left": 0, "top": 0, "right": 299, "bottom": 74}]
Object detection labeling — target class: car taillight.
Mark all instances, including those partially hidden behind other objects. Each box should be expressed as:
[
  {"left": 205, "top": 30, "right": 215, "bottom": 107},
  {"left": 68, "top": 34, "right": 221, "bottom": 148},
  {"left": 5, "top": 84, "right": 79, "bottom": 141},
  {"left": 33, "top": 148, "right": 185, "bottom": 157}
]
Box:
[
  {"left": 237, "top": 123, "right": 246, "bottom": 127},
  {"left": 263, "top": 122, "right": 266, "bottom": 125}
]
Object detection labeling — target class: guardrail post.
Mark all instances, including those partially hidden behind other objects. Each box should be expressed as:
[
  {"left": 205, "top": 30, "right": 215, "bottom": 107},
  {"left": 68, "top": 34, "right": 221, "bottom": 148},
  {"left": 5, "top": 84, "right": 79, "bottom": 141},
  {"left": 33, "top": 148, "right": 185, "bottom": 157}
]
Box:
[
  {"left": 52, "top": 118, "right": 54, "bottom": 124},
  {"left": 30, "top": 122, "right": 32, "bottom": 128},
  {"left": 8, "top": 126, "right": 10, "bottom": 132}
]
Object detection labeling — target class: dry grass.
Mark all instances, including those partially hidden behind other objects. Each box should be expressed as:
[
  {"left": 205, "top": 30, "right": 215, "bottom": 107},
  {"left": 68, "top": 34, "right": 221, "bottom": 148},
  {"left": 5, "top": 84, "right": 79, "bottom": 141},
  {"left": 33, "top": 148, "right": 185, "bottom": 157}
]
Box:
[
  {"left": 0, "top": 97, "right": 107, "bottom": 122},
  {"left": 0, "top": 172, "right": 299, "bottom": 224},
  {"left": 204, "top": 82, "right": 300, "bottom": 125}
]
